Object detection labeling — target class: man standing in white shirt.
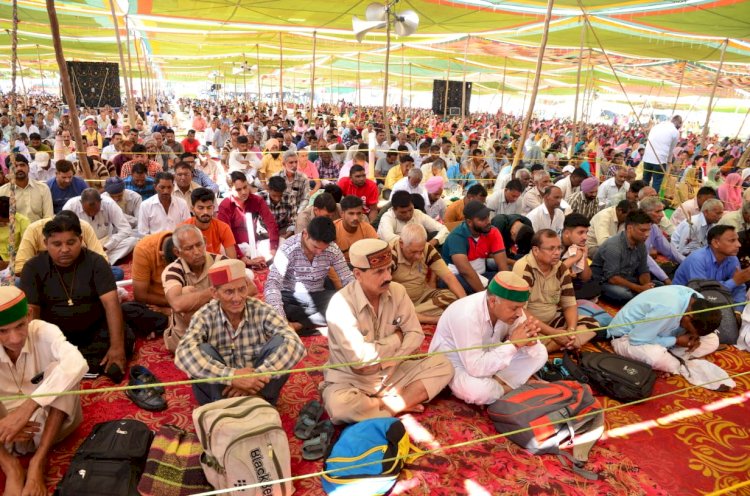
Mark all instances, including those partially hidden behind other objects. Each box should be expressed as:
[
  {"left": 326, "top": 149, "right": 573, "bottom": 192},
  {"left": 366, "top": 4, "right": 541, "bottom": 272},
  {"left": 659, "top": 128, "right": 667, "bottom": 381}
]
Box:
[
  {"left": 642, "top": 115, "right": 681, "bottom": 194},
  {"left": 137, "top": 171, "right": 190, "bottom": 236},
  {"left": 63, "top": 188, "right": 139, "bottom": 264},
  {"left": 597, "top": 166, "right": 630, "bottom": 208},
  {"left": 0, "top": 286, "right": 87, "bottom": 496}
]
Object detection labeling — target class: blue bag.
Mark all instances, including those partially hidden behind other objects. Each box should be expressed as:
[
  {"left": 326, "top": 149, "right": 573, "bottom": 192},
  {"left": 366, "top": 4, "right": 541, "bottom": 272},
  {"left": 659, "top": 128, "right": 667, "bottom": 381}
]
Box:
[
  {"left": 576, "top": 299, "right": 613, "bottom": 327},
  {"left": 321, "top": 418, "right": 420, "bottom": 496}
]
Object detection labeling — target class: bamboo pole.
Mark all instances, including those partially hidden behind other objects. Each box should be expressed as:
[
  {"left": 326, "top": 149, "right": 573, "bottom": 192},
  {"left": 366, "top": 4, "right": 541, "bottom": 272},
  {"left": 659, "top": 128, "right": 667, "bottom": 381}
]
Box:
[
  {"left": 701, "top": 39, "right": 728, "bottom": 150},
  {"left": 521, "top": 71, "right": 530, "bottom": 117},
  {"left": 382, "top": 8, "right": 393, "bottom": 142},
  {"left": 36, "top": 44, "right": 45, "bottom": 94},
  {"left": 512, "top": 0, "right": 555, "bottom": 167},
  {"left": 6, "top": 0, "right": 18, "bottom": 286},
  {"left": 134, "top": 35, "right": 146, "bottom": 104},
  {"left": 256, "top": 44, "right": 261, "bottom": 104},
  {"left": 108, "top": 0, "right": 136, "bottom": 129},
  {"left": 10, "top": 5, "right": 17, "bottom": 129},
  {"left": 330, "top": 58, "right": 334, "bottom": 105},
  {"left": 671, "top": 61, "right": 686, "bottom": 115},
  {"left": 124, "top": 16, "right": 136, "bottom": 104},
  {"left": 242, "top": 53, "right": 248, "bottom": 101},
  {"left": 461, "top": 35, "right": 470, "bottom": 117},
  {"left": 499, "top": 57, "right": 507, "bottom": 115},
  {"left": 309, "top": 32, "right": 317, "bottom": 122},
  {"left": 571, "top": 20, "right": 585, "bottom": 158},
  {"left": 279, "top": 32, "right": 284, "bottom": 115},
  {"left": 47, "top": 0, "right": 92, "bottom": 178},
  {"left": 400, "top": 46, "right": 405, "bottom": 109},
  {"left": 734, "top": 106, "right": 750, "bottom": 141},
  {"left": 357, "top": 52, "right": 362, "bottom": 109},
  {"left": 409, "top": 62, "right": 413, "bottom": 108},
  {"left": 443, "top": 60, "right": 450, "bottom": 119},
  {"left": 16, "top": 58, "right": 27, "bottom": 95}
]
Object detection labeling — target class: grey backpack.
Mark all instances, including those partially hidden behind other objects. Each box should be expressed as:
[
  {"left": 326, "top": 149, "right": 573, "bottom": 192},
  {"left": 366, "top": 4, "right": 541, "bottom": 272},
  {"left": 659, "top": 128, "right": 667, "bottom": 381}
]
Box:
[{"left": 687, "top": 279, "right": 740, "bottom": 345}]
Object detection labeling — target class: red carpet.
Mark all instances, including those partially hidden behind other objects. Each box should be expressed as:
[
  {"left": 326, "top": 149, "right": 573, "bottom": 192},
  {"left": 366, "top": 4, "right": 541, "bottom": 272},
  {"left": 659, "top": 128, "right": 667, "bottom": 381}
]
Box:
[{"left": 1, "top": 270, "right": 749, "bottom": 495}]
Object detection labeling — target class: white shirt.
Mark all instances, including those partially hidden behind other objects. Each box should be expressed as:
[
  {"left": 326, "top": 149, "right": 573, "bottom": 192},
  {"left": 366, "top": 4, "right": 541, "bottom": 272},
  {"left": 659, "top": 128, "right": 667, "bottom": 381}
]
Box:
[
  {"left": 228, "top": 149, "right": 261, "bottom": 175},
  {"left": 587, "top": 206, "right": 622, "bottom": 250},
  {"left": 391, "top": 177, "right": 428, "bottom": 205},
  {"left": 137, "top": 195, "right": 190, "bottom": 236},
  {"left": 0, "top": 320, "right": 87, "bottom": 412},
  {"left": 29, "top": 162, "right": 56, "bottom": 183},
  {"left": 556, "top": 175, "right": 579, "bottom": 202},
  {"left": 527, "top": 204, "right": 565, "bottom": 236},
  {"left": 101, "top": 144, "right": 119, "bottom": 162},
  {"left": 670, "top": 198, "right": 699, "bottom": 227},
  {"left": 597, "top": 177, "right": 629, "bottom": 208},
  {"left": 16, "top": 124, "right": 40, "bottom": 136},
  {"left": 374, "top": 141, "right": 391, "bottom": 161},
  {"left": 520, "top": 187, "right": 544, "bottom": 215},
  {"left": 103, "top": 189, "right": 142, "bottom": 229},
  {"left": 377, "top": 208, "right": 449, "bottom": 245},
  {"left": 429, "top": 291, "right": 546, "bottom": 375},
  {"left": 643, "top": 120, "right": 680, "bottom": 165},
  {"left": 63, "top": 196, "right": 135, "bottom": 250},
  {"left": 487, "top": 189, "right": 521, "bottom": 216},
  {"left": 672, "top": 213, "right": 712, "bottom": 256}
]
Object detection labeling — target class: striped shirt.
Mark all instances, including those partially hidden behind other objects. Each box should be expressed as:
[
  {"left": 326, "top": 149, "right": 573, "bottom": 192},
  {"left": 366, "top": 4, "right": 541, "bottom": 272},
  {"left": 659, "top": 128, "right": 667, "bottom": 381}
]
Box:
[
  {"left": 175, "top": 298, "right": 305, "bottom": 380},
  {"left": 264, "top": 233, "right": 354, "bottom": 318},
  {"left": 568, "top": 191, "right": 601, "bottom": 221},
  {"left": 512, "top": 253, "right": 576, "bottom": 325}
]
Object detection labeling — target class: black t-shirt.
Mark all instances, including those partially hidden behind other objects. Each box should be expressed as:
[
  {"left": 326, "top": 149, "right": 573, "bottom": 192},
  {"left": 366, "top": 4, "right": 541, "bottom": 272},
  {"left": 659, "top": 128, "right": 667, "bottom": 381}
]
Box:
[{"left": 21, "top": 248, "right": 116, "bottom": 346}]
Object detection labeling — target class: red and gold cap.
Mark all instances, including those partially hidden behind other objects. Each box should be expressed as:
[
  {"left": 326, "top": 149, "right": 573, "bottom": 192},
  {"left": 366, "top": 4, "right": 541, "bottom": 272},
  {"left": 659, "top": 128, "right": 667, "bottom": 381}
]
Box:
[
  {"left": 0, "top": 287, "right": 28, "bottom": 327},
  {"left": 350, "top": 239, "right": 392, "bottom": 270},
  {"left": 208, "top": 259, "right": 248, "bottom": 287}
]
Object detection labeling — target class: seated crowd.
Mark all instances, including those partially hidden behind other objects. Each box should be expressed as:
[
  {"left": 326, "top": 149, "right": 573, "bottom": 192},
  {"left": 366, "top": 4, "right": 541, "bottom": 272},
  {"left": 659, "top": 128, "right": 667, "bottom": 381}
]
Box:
[{"left": 0, "top": 103, "right": 745, "bottom": 493}]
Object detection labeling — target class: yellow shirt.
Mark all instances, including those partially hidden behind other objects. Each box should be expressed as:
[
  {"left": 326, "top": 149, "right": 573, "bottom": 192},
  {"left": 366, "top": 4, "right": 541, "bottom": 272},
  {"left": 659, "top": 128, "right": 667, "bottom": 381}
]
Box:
[
  {"left": 384, "top": 166, "right": 405, "bottom": 190},
  {"left": 0, "top": 180, "right": 54, "bottom": 222},
  {"left": 0, "top": 213, "right": 30, "bottom": 261},
  {"left": 259, "top": 154, "right": 283, "bottom": 178},
  {"left": 82, "top": 129, "right": 103, "bottom": 148},
  {"left": 15, "top": 217, "right": 107, "bottom": 274}
]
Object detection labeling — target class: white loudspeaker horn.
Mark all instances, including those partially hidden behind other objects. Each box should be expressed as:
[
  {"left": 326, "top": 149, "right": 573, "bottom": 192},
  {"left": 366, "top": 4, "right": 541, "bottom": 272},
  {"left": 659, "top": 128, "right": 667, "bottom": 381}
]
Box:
[
  {"left": 353, "top": 17, "right": 387, "bottom": 42},
  {"left": 365, "top": 2, "right": 387, "bottom": 22},
  {"left": 394, "top": 10, "right": 419, "bottom": 37}
]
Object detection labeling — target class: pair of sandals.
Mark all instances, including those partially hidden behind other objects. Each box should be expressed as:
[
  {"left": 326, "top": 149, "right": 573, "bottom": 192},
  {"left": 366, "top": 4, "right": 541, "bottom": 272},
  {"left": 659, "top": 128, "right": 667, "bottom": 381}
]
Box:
[
  {"left": 294, "top": 400, "right": 335, "bottom": 460},
  {"left": 125, "top": 365, "right": 168, "bottom": 412}
]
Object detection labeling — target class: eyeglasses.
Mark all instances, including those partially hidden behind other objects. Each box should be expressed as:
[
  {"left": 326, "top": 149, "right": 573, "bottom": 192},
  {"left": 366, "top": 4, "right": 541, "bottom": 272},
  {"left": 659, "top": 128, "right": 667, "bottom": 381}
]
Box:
[{"left": 538, "top": 246, "right": 563, "bottom": 253}]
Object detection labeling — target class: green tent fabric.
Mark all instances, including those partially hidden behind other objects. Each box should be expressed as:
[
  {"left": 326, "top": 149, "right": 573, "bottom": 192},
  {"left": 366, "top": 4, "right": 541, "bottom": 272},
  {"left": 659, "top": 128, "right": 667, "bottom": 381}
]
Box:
[{"left": 0, "top": 0, "right": 748, "bottom": 97}]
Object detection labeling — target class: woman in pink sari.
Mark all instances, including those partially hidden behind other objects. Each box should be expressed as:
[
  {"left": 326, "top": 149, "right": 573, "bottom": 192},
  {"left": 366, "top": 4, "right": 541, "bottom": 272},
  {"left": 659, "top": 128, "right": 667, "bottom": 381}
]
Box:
[{"left": 718, "top": 172, "right": 743, "bottom": 211}]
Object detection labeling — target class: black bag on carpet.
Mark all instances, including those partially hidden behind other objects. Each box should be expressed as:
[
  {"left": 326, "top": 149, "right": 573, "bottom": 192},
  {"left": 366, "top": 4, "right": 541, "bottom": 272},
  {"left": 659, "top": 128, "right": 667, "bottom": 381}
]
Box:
[
  {"left": 686, "top": 279, "right": 740, "bottom": 345},
  {"left": 563, "top": 347, "right": 656, "bottom": 402},
  {"left": 55, "top": 419, "right": 154, "bottom": 496}
]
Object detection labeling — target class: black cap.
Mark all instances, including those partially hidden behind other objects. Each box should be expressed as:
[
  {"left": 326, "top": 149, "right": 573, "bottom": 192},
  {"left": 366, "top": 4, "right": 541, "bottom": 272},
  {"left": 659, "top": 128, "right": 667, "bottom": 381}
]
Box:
[{"left": 463, "top": 200, "right": 490, "bottom": 220}]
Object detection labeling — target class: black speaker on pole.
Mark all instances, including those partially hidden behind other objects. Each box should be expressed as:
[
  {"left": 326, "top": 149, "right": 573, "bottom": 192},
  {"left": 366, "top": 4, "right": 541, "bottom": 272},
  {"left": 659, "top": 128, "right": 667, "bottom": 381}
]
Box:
[
  {"left": 65, "top": 61, "right": 121, "bottom": 108},
  {"left": 432, "top": 80, "right": 472, "bottom": 116}
]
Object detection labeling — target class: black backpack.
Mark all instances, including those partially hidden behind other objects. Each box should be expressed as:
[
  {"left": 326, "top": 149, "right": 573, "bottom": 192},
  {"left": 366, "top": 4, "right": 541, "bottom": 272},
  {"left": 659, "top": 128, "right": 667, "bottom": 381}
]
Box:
[
  {"left": 560, "top": 346, "right": 656, "bottom": 402},
  {"left": 55, "top": 419, "right": 154, "bottom": 496},
  {"left": 686, "top": 279, "right": 740, "bottom": 345}
]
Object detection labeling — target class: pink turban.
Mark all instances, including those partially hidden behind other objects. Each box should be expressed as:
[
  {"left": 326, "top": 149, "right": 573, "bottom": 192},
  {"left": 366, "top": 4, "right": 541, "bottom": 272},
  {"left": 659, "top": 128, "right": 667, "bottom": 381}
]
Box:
[
  {"left": 424, "top": 176, "right": 445, "bottom": 194},
  {"left": 580, "top": 177, "right": 599, "bottom": 194}
]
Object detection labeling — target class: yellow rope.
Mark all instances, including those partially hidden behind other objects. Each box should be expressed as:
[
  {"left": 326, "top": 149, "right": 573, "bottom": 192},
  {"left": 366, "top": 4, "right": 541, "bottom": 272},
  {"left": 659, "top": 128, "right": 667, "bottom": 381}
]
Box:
[
  {"left": 705, "top": 479, "right": 750, "bottom": 496},
  {"left": 0, "top": 299, "right": 744, "bottom": 403},
  {"left": 192, "top": 369, "right": 750, "bottom": 495}
]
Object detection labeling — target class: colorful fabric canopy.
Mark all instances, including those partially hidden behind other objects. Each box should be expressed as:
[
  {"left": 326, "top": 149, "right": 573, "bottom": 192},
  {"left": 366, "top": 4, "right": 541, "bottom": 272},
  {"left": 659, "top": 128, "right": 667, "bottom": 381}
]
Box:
[{"left": 0, "top": 0, "right": 748, "bottom": 98}]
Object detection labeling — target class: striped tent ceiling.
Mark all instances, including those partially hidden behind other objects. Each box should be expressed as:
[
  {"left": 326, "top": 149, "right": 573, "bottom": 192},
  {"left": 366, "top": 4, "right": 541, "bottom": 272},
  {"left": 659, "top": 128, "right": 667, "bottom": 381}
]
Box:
[{"left": 1, "top": 0, "right": 749, "bottom": 98}]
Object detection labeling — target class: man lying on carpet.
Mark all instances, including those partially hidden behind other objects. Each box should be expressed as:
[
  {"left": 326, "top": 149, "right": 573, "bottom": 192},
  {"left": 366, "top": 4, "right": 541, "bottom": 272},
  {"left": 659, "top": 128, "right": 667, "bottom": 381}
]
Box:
[
  {"left": 321, "top": 238, "right": 454, "bottom": 424},
  {"left": 602, "top": 285, "right": 723, "bottom": 377},
  {"left": 0, "top": 287, "right": 88, "bottom": 496},
  {"left": 429, "top": 272, "right": 547, "bottom": 405},
  {"left": 175, "top": 258, "right": 305, "bottom": 405}
]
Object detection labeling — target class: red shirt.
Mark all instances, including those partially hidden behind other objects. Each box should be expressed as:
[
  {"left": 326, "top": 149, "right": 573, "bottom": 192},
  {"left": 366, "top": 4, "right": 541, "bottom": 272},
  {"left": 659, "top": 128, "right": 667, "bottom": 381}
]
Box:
[
  {"left": 181, "top": 138, "right": 200, "bottom": 154},
  {"left": 338, "top": 177, "right": 379, "bottom": 213},
  {"left": 217, "top": 194, "right": 279, "bottom": 252}
]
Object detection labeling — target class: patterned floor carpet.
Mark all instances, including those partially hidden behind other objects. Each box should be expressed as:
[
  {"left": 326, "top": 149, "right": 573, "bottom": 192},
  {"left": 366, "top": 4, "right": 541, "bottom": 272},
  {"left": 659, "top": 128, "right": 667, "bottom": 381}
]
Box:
[{"left": 1, "top": 271, "right": 749, "bottom": 495}]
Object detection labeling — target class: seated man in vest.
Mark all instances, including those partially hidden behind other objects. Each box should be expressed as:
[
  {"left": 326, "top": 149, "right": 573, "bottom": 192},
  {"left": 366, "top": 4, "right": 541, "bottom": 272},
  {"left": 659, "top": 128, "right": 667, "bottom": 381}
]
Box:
[
  {"left": 321, "top": 239, "right": 454, "bottom": 424},
  {"left": 390, "top": 224, "right": 466, "bottom": 324},
  {"left": 162, "top": 225, "right": 245, "bottom": 352},
  {"left": 19, "top": 214, "right": 132, "bottom": 380},
  {"left": 430, "top": 272, "right": 547, "bottom": 405},
  {"left": 62, "top": 188, "right": 138, "bottom": 265},
  {"left": 605, "top": 286, "right": 722, "bottom": 377},
  {"left": 175, "top": 259, "right": 305, "bottom": 405},
  {"left": 264, "top": 217, "right": 353, "bottom": 334},
  {"left": 0, "top": 287, "right": 88, "bottom": 496}
]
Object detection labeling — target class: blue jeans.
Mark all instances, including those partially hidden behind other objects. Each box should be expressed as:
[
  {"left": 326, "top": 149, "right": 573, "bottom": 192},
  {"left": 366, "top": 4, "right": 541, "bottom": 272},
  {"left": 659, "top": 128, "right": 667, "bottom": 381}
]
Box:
[
  {"left": 601, "top": 280, "right": 663, "bottom": 306},
  {"left": 111, "top": 266, "right": 124, "bottom": 281},
  {"left": 192, "top": 335, "right": 289, "bottom": 406},
  {"left": 642, "top": 162, "right": 665, "bottom": 194}
]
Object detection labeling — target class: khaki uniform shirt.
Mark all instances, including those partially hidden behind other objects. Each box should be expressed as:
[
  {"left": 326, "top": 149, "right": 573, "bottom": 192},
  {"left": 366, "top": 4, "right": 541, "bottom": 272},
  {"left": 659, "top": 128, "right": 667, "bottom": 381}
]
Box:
[{"left": 390, "top": 238, "right": 452, "bottom": 302}]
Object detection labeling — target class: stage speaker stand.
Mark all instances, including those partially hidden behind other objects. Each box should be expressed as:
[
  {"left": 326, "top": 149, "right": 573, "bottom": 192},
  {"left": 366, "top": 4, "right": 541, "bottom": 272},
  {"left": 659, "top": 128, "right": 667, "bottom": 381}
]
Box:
[
  {"left": 65, "top": 61, "right": 121, "bottom": 108},
  {"left": 432, "top": 80, "right": 472, "bottom": 116}
]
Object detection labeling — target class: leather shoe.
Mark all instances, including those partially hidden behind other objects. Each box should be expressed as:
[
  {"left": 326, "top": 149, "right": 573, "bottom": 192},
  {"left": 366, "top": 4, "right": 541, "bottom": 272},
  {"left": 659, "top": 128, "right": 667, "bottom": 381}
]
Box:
[{"left": 125, "top": 365, "right": 167, "bottom": 411}]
